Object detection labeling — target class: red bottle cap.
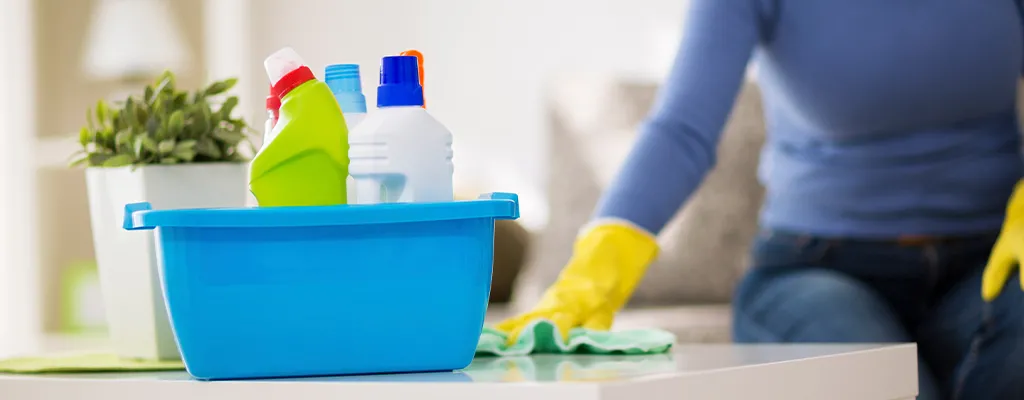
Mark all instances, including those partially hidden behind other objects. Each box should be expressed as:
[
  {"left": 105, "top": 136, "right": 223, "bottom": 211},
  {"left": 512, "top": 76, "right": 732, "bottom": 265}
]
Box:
[{"left": 270, "top": 66, "right": 315, "bottom": 99}]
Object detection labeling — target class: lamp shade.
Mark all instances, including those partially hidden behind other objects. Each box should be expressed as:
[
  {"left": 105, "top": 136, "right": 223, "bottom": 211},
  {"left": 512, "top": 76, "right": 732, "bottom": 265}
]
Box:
[{"left": 82, "top": 0, "right": 188, "bottom": 79}]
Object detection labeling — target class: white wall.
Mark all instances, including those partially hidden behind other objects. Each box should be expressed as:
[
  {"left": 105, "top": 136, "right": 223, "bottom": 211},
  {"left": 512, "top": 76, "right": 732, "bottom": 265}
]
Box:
[
  {"left": 0, "top": 0, "right": 41, "bottom": 358},
  {"left": 243, "top": 0, "right": 688, "bottom": 229}
]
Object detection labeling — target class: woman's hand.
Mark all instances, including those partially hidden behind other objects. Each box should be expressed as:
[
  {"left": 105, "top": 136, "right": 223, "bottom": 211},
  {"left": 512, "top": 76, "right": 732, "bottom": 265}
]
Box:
[
  {"left": 983, "top": 180, "right": 1024, "bottom": 301},
  {"left": 494, "top": 221, "right": 659, "bottom": 344}
]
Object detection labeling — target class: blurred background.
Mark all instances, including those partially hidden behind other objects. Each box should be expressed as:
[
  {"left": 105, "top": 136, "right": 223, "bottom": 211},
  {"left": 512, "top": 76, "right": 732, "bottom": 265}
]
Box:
[{"left": 0, "top": 0, "right": 690, "bottom": 358}]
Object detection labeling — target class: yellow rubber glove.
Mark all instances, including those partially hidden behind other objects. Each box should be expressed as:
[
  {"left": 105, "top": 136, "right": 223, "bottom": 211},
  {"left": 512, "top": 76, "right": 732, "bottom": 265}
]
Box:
[
  {"left": 495, "top": 221, "right": 659, "bottom": 344},
  {"left": 983, "top": 180, "right": 1024, "bottom": 301}
]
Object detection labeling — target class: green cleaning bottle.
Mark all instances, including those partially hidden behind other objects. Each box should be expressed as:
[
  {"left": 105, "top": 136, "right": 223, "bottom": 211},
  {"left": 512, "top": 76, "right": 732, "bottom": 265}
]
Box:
[{"left": 250, "top": 47, "right": 349, "bottom": 206}]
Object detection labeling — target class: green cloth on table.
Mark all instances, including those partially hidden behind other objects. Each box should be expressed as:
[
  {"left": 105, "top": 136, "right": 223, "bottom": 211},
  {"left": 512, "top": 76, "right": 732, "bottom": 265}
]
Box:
[
  {"left": 476, "top": 319, "right": 675, "bottom": 357},
  {"left": 0, "top": 353, "right": 184, "bottom": 374}
]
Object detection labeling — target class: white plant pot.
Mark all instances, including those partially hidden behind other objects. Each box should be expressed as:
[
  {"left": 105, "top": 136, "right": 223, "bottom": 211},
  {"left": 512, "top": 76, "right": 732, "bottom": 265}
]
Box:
[{"left": 85, "top": 163, "right": 248, "bottom": 360}]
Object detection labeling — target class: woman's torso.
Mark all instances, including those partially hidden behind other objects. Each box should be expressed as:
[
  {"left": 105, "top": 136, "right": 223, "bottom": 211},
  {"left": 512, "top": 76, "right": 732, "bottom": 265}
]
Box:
[{"left": 756, "top": 0, "right": 1024, "bottom": 237}]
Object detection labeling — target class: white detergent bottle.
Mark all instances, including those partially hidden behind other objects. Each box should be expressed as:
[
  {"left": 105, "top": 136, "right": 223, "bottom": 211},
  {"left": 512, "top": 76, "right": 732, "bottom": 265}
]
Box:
[{"left": 348, "top": 55, "right": 454, "bottom": 204}]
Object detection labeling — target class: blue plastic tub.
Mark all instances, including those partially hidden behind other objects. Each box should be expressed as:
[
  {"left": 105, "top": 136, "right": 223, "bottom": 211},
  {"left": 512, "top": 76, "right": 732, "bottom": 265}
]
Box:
[{"left": 123, "top": 192, "right": 519, "bottom": 380}]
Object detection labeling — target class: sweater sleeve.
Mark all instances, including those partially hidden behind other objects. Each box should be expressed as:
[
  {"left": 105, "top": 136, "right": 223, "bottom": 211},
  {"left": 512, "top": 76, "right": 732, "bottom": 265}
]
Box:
[{"left": 593, "top": 0, "right": 765, "bottom": 234}]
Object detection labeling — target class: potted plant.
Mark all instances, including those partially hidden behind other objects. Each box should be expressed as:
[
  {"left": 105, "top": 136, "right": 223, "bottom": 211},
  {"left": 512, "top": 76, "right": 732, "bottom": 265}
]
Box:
[{"left": 71, "top": 71, "right": 254, "bottom": 360}]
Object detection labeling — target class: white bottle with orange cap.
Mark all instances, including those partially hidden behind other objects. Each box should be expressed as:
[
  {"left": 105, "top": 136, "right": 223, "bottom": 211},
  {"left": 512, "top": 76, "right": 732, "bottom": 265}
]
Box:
[{"left": 348, "top": 54, "right": 453, "bottom": 204}]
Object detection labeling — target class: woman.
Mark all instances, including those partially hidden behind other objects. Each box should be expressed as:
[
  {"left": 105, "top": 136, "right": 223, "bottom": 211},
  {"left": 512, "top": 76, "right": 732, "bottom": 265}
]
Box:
[{"left": 497, "top": 1, "right": 1024, "bottom": 399}]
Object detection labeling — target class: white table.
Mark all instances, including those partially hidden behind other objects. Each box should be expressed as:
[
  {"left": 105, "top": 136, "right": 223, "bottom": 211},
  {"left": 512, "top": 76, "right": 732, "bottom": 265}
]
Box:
[{"left": 0, "top": 344, "right": 918, "bottom": 400}]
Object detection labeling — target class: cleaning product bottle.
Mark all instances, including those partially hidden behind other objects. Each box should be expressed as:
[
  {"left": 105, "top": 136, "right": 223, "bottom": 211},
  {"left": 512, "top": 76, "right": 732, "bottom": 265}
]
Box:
[
  {"left": 249, "top": 47, "right": 350, "bottom": 207},
  {"left": 325, "top": 64, "right": 367, "bottom": 130},
  {"left": 348, "top": 55, "right": 454, "bottom": 204},
  {"left": 324, "top": 63, "right": 367, "bottom": 204}
]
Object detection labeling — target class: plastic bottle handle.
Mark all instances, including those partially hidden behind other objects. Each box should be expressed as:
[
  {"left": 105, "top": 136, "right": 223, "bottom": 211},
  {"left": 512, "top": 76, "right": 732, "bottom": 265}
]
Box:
[{"left": 400, "top": 50, "right": 425, "bottom": 108}]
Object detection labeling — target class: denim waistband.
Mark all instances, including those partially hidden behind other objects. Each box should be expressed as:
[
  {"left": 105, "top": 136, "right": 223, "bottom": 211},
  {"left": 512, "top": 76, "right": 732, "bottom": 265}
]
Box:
[
  {"left": 756, "top": 228, "right": 1000, "bottom": 249},
  {"left": 753, "top": 227, "right": 997, "bottom": 281}
]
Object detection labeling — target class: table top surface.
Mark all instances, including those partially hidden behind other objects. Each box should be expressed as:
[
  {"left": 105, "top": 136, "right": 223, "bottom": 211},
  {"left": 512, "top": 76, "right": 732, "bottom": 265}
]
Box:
[{"left": 1, "top": 344, "right": 919, "bottom": 400}]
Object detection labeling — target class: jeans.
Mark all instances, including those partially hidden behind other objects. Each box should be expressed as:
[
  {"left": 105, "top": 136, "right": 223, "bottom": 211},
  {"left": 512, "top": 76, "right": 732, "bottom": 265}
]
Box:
[{"left": 732, "top": 229, "right": 1024, "bottom": 400}]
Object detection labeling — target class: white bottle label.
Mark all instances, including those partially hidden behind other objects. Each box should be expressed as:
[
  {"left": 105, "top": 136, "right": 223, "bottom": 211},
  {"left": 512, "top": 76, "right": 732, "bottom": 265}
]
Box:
[{"left": 348, "top": 107, "right": 454, "bottom": 205}]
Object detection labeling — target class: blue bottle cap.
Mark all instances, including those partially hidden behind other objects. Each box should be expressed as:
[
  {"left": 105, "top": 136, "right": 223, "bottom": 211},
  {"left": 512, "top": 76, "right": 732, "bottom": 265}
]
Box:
[
  {"left": 324, "top": 64, "right": 367, "bottom": 113},
  {"left": 377, "top": 56, "right": 424, "bottom": 108}
]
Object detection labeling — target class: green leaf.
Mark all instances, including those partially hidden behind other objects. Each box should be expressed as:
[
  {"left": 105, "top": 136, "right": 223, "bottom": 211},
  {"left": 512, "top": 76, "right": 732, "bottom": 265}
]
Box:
[
  {"left": 155, "top": 125, "right": 168, "bottom": 141},
  {"left": 173, "top": 92, "right": 188, "bottom": 109},
  {"left": 86, "top": 108, "right": 96, "bottom": 131},
  {"left": 172, "top": 147, "right": 196, "bottom": 162},
  {"left": 144, "top": 86, "right": 154, "bottom": 104},
  {"left": 141, "top": 136, "right": 158, "bottom": 152},
  {"left": 219, "top": 97, "right": 239, "bottom": 120},
  {"left": 208, "top": 108, "right": 221, "bottom": 128},
  {"left": 191, "top": 101, "right": 209, "bottom": 136},
  {"left": 98, "top": 126, "right": 115, "bottom": 141},
  {"left": 68, "top": 152, "right": 89, "bottom": 168},
  {"left": 175, "top": 139, "right": 197, "bottom": 151},
  {"left": 158, "top": 139, "right": 176, "bottom": 154},
  {"left": 160, "top": 157, "right": 180, "bottom": 165},
  {"left": 161, "top": 92, "right": 174, "bottom": 115},
  {"left": 102, "top": 154, "right": 134, "bottom": 168},
  {"left": 145, "top": 116, "right": 159, "bottom": 135},
  {"left": 88, "top": 153, "right": 112, "bottom": 166},
  {"left": 135, "top": 101, "right": 148, "bottom": 126},
  {"left": 114, "top": 129, "right": 133, "bottom": 149},
  {"left": 167, "top": 110, "right": 184, "bottom": 137},
  {"left": 110, "top": 109, "right": 123, "bottom": 132},
  {"left": 212, "top": 130, "right": 245, "bottom": 145},
  {"left": 122, "top": 97, "right": 136, "bottom": 130},
  {"left": 173, "top": 139, "right": 197, "bottom": 160},
  {"left": 196, "top": 136, "right": 222, "bottom": 159},
  {"left": 153, "top": 92, "right": 165, "bottom": 115},
  {"left": 96, "top": 100, "right": 109, "bottom": 127},
  {"left": 228, "top": 118, "right": 249, "bottom": 130},
  {"left": 135, "top": 136, "right": 158, "bottom": 163},
  {"left": 153, "top": 70, "right": 175, "bottom": 93},
  {"left": 133, "top": 136, "right": 145, "bottom": 158},
  {"left": 79, "top": 127, "right": 92, "bottom": 147},
  {"left": 205, "top": 78, "right": 238, "bottom": 96}
]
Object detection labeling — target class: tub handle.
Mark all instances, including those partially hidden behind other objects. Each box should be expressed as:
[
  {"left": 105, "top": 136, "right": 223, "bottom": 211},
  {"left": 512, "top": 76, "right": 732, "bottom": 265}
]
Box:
[
  {"left": 123, "top": 202, "right": 155, "bottom": 231},
  {"left": 478, "top": 192, "right": 520, "bottom": 220}
]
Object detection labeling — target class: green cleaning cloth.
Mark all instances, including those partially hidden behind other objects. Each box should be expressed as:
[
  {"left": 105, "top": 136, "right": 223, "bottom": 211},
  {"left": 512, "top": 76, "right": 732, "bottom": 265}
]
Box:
[
  {"left": 1, "top": 321, "right": 673, "bottom": 374},
  {"left": 0, "top": 353, "right": 184, "bottom": 374},
  {"left": 475, "top": 319, "right": 676, "bottom": 357}
]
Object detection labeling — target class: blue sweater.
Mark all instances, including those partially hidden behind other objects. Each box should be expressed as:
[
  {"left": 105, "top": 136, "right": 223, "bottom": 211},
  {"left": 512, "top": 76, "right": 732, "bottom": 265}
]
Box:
[{"left": 596, "top": 0, "right": 1024, "bottom": 238}]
